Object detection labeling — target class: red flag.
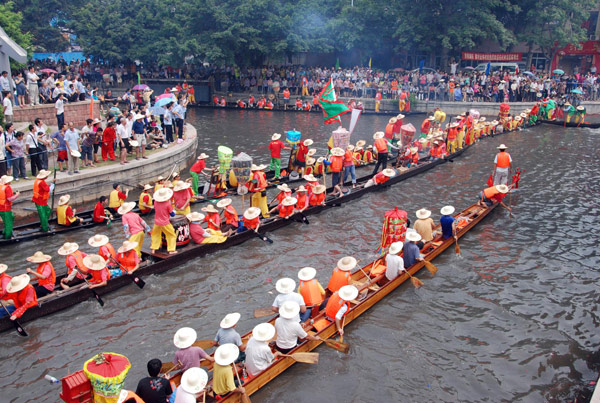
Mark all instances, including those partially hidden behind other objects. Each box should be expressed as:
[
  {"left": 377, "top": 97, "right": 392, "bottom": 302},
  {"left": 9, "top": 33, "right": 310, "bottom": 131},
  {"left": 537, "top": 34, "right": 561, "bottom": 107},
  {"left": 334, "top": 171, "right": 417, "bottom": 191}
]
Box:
[{"left": 486, "top": 175, "right": 493, "bottom": 187}]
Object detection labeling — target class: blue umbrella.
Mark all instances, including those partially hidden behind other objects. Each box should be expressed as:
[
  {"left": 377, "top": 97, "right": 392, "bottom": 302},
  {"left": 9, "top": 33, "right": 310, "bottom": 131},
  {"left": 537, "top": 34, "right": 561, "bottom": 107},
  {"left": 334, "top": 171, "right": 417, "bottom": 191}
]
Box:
[
  {"left": 553, "top": 69, "right": 564, "bottom": 75},
  {"left": 523, "top": 71, "right": 535, "bottom": 77},
  {"left": 571, "top": 89, "right": 583, "bottom": 94},
  {"left": 154, "top": 96, "right": 176, "bottom": 107},
  {"left": 149, "top": 105, "right": 165, "bottom": 115}
]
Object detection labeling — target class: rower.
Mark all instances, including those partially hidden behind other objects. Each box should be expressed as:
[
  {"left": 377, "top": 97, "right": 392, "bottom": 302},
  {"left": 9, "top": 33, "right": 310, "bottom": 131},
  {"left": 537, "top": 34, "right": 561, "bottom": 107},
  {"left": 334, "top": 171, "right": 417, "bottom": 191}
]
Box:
[
  {"left": 32, "top": 169, "right": 53, "bottom": 232},
  {"left": 82, "top": 254, "right": 110, "bottom": 289},
  {"left": 414, "top": 208, "right": 435, "bottom": 243},
  {"left": 478, "top": 184, "right": 510, "bottom": 209},
  {"left": 327, "top": 147, "right": 345, "bottom": 197},
  {"left": 403, "top": 232, "right": 424, "bottom": 268},
  {"left": 88, "top": 234, "right": 117, "bottom": 270},
  {"left": 134, "top": 359, "right": 173, "bottom": 403},
  {"left": 343, "top": 145, "right": 357, "bottom": 189},
  {"left": 384, "top": 242, "right": 404, "bottom": 282},
  {"left": 216, "top": 198, "right": 238, "bottom": 236},
  {"left": 274, "top": 301, "right": 322, "bottom": 353},
  {"left": 187, "top": 211, "right": 212, "bottom": 243},
  {"left": 308, "top": 184, "right": 326, "bottom": 206},
  {"left": 212, "top": 344, "right": 246, "bottom": 398},
  {"left": 119, "top": 201, "right": 151, "bottom": 257},
  {"left": 176, "top": 367, "right": 209, "bottom": 403},
  {"left": 303, "top": 174, "right": 318, "bottom": 195},
  {"left": 93, "top": 196, "right": 113, "bottom": 223},
  {"left": 172, "top": 327, "right": 214, "bottom": 373},
  {"left": 247, "top": 164, "right": 269, "bottom": 218},
  {"left": 420, "top": 116, "right": 434, "bottom": 138},
  {"left": 492, "top": 144, "right": 513, "bottom": 186},
  {"left": 298, "top": 266, "right": 326, "bottom": 308},
  {"left": 59, "top": 242, "right": 89, "bottom": 289},
  {"left": 295, "top": 139, "right": 313, "bottom": 176},
  {"left": 295, "top": 186, "right": 309, "bottom": 212},
  {"left": 25, "top": 251, "right": 56, "bottom": 298},
  {"left": 189, "top": 153, "right": 211, "bottom": 195},
  {"left": 363, "top": 145, "right": 375, "bottom": 164},
  {"left": 138, "top": 184, "right": 154, "bottom": 214},
  {"left": 0, "top": 264, "right": 12, "bottom": 302},
  {"left": 324, "top": 285, "right": 359, "bottom": 338},
  {"left": 271, "top": 184, "right": 292, "bottom": 208},
  {"left": 57, "top": 195, "right": 83, "bottom": 226},
  {"left": 108, "top": 183, "right": 129, "bottom": 214},
  {"left": 215, "top": 313, "right": 245, "bottom": 358},
  {"left": 115, "top": 240, "right": 140, "bottom": 275},
  {"left": 364, "top": 168, "right": 396, "bottom": 188},
  {"left": 242, "top": 207, "right": 262, "bottom": 233},
  {"left": 245, "top": 323, "right": 281, "bottom": 377},
  {"left": 276, "top": 196, "right": 296, "bottom": 219},
  {"left": 268, "top": 133, "right": 290, "bottom": 179},
  {"left": 313, "top": 157, "right": 325, "bottom": 177},
  {"left": 154, "top": 176, "right": 165, "bottom": 193},
  {"left": 327, "top": 256, "right": 356, "bottom": 293},
  {"left": 272, "top": 277, "right": 310, "bottom": 322},
  {"left": 151, "top": 188, "right": 177, "bottom": 255},
  {"left": 6, "top": 274, "right": 38, "bottom": 321},
  {"left": 440, "top": 205, "right": 458, "bottom": 240},
  {"left": 447, "top": 122, "right": 458, "bottom": 154},
  {"left": 173, "top": 182, "right": 192, "bottom": 215},
  {"left": 201, "top": 204, "right": 222, "bottom": 232},
  {"left": 171, "top": 172, "right": 183, "bottom": 188},
  {"left": 0, "top": 175, "right": 19, "bottom": 239}
]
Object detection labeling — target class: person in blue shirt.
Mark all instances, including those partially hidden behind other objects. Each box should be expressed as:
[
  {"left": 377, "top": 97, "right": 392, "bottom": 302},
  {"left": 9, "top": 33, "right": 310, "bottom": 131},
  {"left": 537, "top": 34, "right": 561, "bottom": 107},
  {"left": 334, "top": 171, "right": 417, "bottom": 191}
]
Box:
[
  {"left": 403, "top": 231, "right": 423, "bottom": 268},
  {"left": 440, "top": 205, "right": 457, "bottom": 240},
  {"left": 132, "top": 114, "right": 147, "bottom": 160},
  {"left": 163, "top": 103, "right": 174, "bottom": 144}
]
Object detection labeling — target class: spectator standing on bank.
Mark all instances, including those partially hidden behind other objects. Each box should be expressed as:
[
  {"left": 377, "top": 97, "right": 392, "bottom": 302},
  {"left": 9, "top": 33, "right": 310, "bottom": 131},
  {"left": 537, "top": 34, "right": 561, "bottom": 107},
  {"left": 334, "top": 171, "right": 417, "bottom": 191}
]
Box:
[{"left": 55, "top": 93, "right": 65, "bottom": 127}]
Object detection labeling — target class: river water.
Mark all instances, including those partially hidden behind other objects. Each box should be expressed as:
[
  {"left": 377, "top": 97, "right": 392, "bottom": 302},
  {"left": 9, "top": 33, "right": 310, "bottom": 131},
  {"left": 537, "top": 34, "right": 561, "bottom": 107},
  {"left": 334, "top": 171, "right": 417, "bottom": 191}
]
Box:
[{"left": 0, "top": 109, "right": 599, "bottom": 402}]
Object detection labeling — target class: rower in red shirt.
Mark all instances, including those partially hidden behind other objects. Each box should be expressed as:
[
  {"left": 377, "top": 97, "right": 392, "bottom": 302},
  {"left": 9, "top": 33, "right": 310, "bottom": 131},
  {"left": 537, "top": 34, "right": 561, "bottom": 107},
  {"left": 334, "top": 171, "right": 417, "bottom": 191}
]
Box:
[
  {"left": 201, "top": 204, "right": 222, "bottom": 231},
  {"left": 295, "top": 139, "right": 312, "bottom": 176},
  {"left": 56, "top": 194, "right": 83, "bottom": 226},
  {"left": 6, "top": 274, "right": 38, "bottom": 320},
  {"left": 32, "top": 169, "right": 53, "bottom": 232},
  {"left": 268, "top": 133, "right": 290, "bottom": 179},
  {"left": 216, "top": 198, "right": 238, "bottom": 236},
  {"left": 93, "top": 196, "right": 113, "bottom": 223},
  {"left": 189, "top": 153, "right": 211, "bottom": 196},
  {"left": 25, "top": 251, "right": 56, "bottom": 298}
]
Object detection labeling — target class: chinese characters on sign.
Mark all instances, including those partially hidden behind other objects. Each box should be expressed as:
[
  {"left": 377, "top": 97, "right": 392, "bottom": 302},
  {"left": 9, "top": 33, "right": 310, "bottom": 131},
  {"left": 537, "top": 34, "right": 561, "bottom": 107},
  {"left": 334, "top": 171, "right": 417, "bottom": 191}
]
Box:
[{"left": 462, "top": 52, "right": 523, "bottom": 61}]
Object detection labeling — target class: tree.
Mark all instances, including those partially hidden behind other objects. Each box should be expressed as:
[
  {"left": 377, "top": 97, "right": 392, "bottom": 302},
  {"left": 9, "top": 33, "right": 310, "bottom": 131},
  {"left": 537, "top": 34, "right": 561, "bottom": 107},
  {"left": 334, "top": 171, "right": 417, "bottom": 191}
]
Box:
[{"left": 0, "top": 1, "right": 34, "bottom": 68}]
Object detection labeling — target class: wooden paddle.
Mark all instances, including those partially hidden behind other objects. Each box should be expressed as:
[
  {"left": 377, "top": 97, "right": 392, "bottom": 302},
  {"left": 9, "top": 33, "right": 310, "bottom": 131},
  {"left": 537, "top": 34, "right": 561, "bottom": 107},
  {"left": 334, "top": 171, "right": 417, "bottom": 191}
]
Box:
[
  {"left": 454, "top": 236, "right": 461, "bottom": 255},
  {"left": 402, "top": 269, "right": 424, "bottom": 288},
  {"left": 234, "top": 364, "right": 251, "bottom": 403},
  {"left": 281, "top": 352, "right": 319, "bottom": 364},
  {"left": 74, "top": 268, "right": 105, "bottom": 307},
  {"left": 307, "top": 330, "right": 349, "bottom": 353},
  {"left": 0, "top": 300, "right": 28, "bottom": 337},
  {"left": 423, "top": 260, "right": 438, "bottom": 275},
  {"left": 253, "top": 307, "right": 275, "bottom": 318},
  {"left": 109, "top": 257, "right": 145, "bottom": 289},
  {"left": 193, "top": 340, "right": 216, "bottom": 349}
]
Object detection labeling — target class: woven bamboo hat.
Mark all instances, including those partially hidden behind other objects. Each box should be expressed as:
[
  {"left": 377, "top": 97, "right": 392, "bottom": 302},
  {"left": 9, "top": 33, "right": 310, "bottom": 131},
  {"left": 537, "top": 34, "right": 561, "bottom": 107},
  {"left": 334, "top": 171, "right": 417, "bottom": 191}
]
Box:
[
  {"left": 26, "top": 251, "right": 52, "bottom": 263},
  {"left": 88, "top": 234, "right": 109, "bottom": 247},
  {"left": 118, "top": 201, "right": 136, "bottom": 215},
  {"left": 337, "top": 256, "right": 357, "bottom": 271}
]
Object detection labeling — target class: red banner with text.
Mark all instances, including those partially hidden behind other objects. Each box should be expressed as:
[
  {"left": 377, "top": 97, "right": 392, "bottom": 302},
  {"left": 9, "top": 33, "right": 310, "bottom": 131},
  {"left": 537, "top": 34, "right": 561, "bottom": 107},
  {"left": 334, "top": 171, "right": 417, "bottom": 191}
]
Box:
[{"left": 462, "top": 52, "right": 522, "bottom": 62}]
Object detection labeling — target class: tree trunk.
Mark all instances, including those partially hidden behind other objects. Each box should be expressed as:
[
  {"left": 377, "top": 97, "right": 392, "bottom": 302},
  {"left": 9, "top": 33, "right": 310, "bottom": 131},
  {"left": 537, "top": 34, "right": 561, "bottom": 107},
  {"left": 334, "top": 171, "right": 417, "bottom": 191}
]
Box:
[{"left": 525, "top": 43, "right": 533, "bottom": 71}]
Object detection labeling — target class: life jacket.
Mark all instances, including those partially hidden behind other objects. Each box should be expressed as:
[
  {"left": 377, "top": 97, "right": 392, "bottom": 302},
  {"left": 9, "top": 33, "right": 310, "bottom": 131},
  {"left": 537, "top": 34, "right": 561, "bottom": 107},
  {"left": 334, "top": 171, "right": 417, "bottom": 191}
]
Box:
[
  {"left": 327, "top": 267, "right": 351, "bottom": 292},
  {"left": 313, "top": 96, "right": 319, "bottom": 105},
  {"left": 139, "top": 192, "right": 153, "bottom": 213},
  {"left": 248, "top": 96, "right": 255, "bottom": 104},
  {"left": 374, "top": 138, "right": 388, "bottom": 153},
  {"left": 8, "top": 284, "right": 37, "bottom": 312},
  {"left": 303, "top": 103, "right": 311, "bottom": 111},
  {"left": 36, "top": 262, "right": 56, "bottom": 290},
  {"left": 257, "top": 99, "right": 265, "bottom": 108},
  {"left": 204, "top": 212, "right": 221, "bottom": 230},
  {"left": 283, "top": 89, "right": 290, "bottom": 99},
  {"left": 247, "top": 171, "right": 267, "bottom": 192},
  {"left": 420, "top": 120, "right": 430, "bottom": 134},
  {"left": 33, "top": 179, "right": 50, "bottom": 205},
  {"left": 296, "top": 99, "right": 302, "bottom": 108},
  {"left": 278, "top": 204, "right": 294, "bottom": 218},
  {"left": 314, "top": 162, "right": 324, "bottom": 175},
  {"left": 309, "top": 193, "right": 325, "bottom": 206},
  {"left": 483, "top": 186, "right": 499, "bottom": 199},
  {"left": 447, "top": 128, "right": 457, "bottom": 140},
  {"left": 296, "top": 193, "right": 308, "bottom": 210},
  {"left": 117, "top": 250, "right": 138, "bottom": 272},
  {"left": 299, "top": 279, "right": 324, "bottom": 305},
  {"left": 276, "top": 191, "right": 291, "bottom": 204},
  {"left": 237, "top": 100, "right": 246, "bottom": 108},
  {"left": 243, "top": 216, "right": 259, "bottom": 230},
  {"left": 90, "top": 267, "right": 111, "bottom": 284},
  {"left": 344, "top": 150, "right": 353, "bottom": 165},
  {"left": 325, "top": 291, "right": 350, "bottom": 320},
  {"left": 412, "top": 152, "right": 419, "bottom": 164},
  {"left": 375, "top": 93, "right": 382, "bottom": 101},
  {"left": 66, "top": 250, "right": 87, "bottom": 276},
  {"left": 329, "top": 155, "right": 342, "bottom": 173},
  {"left": 213, "top": 96, "right": 219, "bottom": 104},
  {"left": 265, "top": 101, "right": 274, "bottom": 109},
  {"left": 304, "top": 166, "right": 314, "bottom": 176},
  {"left": 57, "top": 205, "right": 76, "bottom": 225},
  {"left": 98, "top": 243, "right": 117, "bottom": 263},
  {"left": 0, "top": 184, "right": 10, "bottom": 210},
  {"left": 224, "top": 206, "right": 239, "bottom": 227},
  {"left": 220, "top": 99, "right": 226, "bottom": 106},
  {"left": 374, "top": 172, "right": 389, "bottom": 185},
  {"left": 364, "top": 150, "right": 375, "bottom": 163},
  {"left": 496, "top": 152, "right": 511, "bottom": 168},
  {"left": 109, "top": 189, "right": 124, "bottom": 208}
]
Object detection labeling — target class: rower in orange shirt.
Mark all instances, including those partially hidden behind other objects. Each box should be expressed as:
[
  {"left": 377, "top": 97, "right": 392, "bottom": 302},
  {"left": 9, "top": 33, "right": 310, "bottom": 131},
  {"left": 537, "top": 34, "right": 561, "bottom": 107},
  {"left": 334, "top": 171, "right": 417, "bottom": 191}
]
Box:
[
  {"left": 298, "top": 267, "right": 326, "bottom": 309},
  {"left": 277, "top": 196, "right": 297, "bottom": 219},
  {"left": 324, "top": 285, "right": 358, "bottom": 337},
  {"left": 202, "top": 204, "right": 222, "bottom": 232},
  {"left": 282, "top": 88, "right": 290, "bottom": 110},
  {"left": 327, "top": 256, "right": 356, "bottom": 293},
  {"left": 247, "top": 164, "right": 269, "bottom": 217},
  {"left": 83, "top": 254, "right": 111, "bottom": 289},
  {"left": 309, "top": 184, "right": 326, "bottom": 206},
  {"left": 295, "top": 186, "right": 309, "bottom": 212},
  {"left": 25, "top": 251, "right": 56, "bottom": 298},
  {"left": 217, "top": 198, "right": 238, "bottom": 236},
  {"left": 58, "top": 242, "right": 89, "bottom": 289},
  {"left": 364, "top": 168, "right": 396, "bottom": 188},
  {"left": 115, "top": 240, "right": 140, "bottom": 275},
  {"left": 6, "top": 274, "right": 38, "bottom": 321},
  {"left": 88, "top": 234, "right": 118, "bottom": 270},
  {"left": 243, "top": 207, "right": 262, "bottom": 233}
]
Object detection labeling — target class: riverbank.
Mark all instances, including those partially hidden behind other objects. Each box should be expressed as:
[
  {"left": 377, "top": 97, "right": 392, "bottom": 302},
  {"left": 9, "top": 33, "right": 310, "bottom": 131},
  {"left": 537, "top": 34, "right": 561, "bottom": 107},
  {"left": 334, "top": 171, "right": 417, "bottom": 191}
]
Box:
[{"left": 9, "top": 123, "right": 198, "bottom": 220}]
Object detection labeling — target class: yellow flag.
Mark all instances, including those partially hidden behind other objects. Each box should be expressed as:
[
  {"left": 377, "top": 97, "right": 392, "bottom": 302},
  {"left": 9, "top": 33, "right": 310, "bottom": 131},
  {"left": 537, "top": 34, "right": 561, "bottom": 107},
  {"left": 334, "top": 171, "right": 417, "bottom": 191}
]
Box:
[{"left": 369, "top": 58, "right": 372, "bottom": 68}]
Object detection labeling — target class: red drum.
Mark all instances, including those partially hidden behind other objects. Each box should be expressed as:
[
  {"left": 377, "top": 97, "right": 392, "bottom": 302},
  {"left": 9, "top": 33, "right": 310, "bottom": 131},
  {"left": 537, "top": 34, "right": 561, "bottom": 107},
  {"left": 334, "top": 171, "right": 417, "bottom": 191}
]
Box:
[{"left": 163, "top": 215, "right": 191, "bottom": 246}]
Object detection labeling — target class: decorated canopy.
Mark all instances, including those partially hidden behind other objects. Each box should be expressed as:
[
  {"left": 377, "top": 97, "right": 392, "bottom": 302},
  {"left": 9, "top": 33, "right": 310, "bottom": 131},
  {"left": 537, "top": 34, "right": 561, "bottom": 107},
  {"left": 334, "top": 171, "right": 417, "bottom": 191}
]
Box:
[
  {"left": 378, "top": 207, "right": 408, "bottom": 254},
  {"left": 83, "top": 353, "right": 131, "bottom": 403},
  {"left": 399, "top": 123, "right": 416, "bottom": 148}
]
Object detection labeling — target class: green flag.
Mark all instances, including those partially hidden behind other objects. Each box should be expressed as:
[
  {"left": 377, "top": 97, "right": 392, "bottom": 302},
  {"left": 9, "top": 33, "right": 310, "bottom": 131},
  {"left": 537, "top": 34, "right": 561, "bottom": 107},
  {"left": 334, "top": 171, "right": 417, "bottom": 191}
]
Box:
[{"left": 317, "top": 79, "right": 350, "bottom": 125}]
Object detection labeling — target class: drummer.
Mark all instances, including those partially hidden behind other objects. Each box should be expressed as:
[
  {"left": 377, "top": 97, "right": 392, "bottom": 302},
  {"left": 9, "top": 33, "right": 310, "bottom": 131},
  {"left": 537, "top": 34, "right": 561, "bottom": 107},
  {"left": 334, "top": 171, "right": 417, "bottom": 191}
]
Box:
[
  {"left": 173, "top": 182, "right": 192, "bottom": 215},
  {"left": 56, "top": 195, "right": 83, "bottom": 226},
  {"left": 150, "top": 188, "right": 177, "bottom": 255},
  {"left": 187, "top": 211, "right": 212, "bottom": 243},
  {"left": 216, "top": 198, "right": 238, "bottom": 236}
]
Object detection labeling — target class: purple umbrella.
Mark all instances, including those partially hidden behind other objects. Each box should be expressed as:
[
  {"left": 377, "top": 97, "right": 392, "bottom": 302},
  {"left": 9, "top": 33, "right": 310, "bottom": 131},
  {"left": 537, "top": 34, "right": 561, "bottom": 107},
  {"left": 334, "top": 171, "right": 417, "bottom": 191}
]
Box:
[{"left": 132, "top": 84, "right": 150, "bottom": 91}]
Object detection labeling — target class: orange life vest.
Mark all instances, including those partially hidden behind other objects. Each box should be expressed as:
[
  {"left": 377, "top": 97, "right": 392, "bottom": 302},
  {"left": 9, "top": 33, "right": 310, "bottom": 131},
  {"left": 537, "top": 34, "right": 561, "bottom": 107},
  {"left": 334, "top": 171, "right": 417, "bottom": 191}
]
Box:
[
  {"left": 330, "top": 155, "right": 343, "bottom": 172},
  {"left": 299, "top": 279, "right": 324, "bottom": 305},
  {"left": 296, "top": 193, "right": 308, "bottom": 210},
  {"left": 496, "top": 152, "right": 511, "bottom": 168},
  {"left": 374, "top": 172, "right": 389, "bottom": 185},
  {"left": 224, "top": 206, "right": 239, "bottom": 226},
  {"left": 344, "top": 150, "right": 353, "bottom": 165},
  {"left": 385, "top": 123, "right": 394, "bottom": 139},
  {"left": 117, "top": 250, "right": 138, "bottom": 272},
  {"left": 283, "top": 89, "right": 290, "bottom": 99},
  {"left": 374, "top": 138, "right": 388, "bottom": 153},
  {"left": 36, "top": 262, "right": 56, "bottom": 289},
  {"left": 309, "top": 193, "right": 325, "bottom": 206},
  {"left": 0, "top": 184, "right": 10, "bottom": 210},
  {"left": 66, "top": 250, "right": 87, "bottom": 276},
  {"left": 220, "top": 99, "right": 226, "bottom": 106},
  {"left": 98, "top": 243, "right": 117, "bottom": 263},
  {"left": 447, "top": 128, "right": 457, "bottom": 140},
  {"left": 375, "top": 93, "right": 382, "bottom": 101},
  {"left": 327, "top": 267, "right": 351, "bottom": 292},
  {"left": 483, "top": 186, "right": 499, "bottom": 199},
  {"left": 296, "top": 99, "right": 302, "bottom": 108},
  {"left": 8, "top": 284, "right": 37, "bottom": 312},
  {"left": 33, "top": 179, "right": 50, "bottom": 205},
  {"left": 412, "top": 152, "right": 419, "bottom": 164},
  {"left": 325, "top": 291, "right": 350, "bottom": 320},
  {"left": 248, "top": 172, "right": 267, "bottom": 192},
  {"left": 243, "top": 216, "right": 259, "bottom": 230},
  {"left": 278, "top": 205, "right": 294, "bottom": 218},
  {"left": 90, "top": 267, "right": 111, "bottom": 284}
]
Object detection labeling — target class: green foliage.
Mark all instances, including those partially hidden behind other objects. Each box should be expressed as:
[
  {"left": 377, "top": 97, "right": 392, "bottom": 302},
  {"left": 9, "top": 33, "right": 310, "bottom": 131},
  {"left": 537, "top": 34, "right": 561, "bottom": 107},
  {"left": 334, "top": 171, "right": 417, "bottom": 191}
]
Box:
[{"left": 0, "top": 1, "right": 34, "bottom": 62}]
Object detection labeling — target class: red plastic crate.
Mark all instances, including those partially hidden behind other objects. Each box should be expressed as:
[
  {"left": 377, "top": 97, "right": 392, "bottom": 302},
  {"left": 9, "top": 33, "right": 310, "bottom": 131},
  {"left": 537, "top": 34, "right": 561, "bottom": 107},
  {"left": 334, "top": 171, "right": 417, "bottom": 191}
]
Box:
[{"left": 60, "top": 370, "right": 93, "bottom": 403}]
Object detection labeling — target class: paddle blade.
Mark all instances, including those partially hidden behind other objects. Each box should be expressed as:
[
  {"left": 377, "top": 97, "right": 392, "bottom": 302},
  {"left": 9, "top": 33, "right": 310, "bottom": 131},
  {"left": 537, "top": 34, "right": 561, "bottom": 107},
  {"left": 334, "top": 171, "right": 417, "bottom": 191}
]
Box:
[
  {"left": 193, "top": 340, "right": 216, "bottom": 350},
  {"left": 423, "top": 260, "right": 438, "bottom": 275},
  {"left": 290, "top": 352, "right": 319, "bottom": 364},
  {"left": 254, "top": 307, "right": 275, "bottom": 318},
  {"left": 411, "top": 276, "right": 424, "bottom": 288},
  {"left": 13, "top": 319, "right": 28, "bottom": 337},
  {"left": 324, "top": 338, "right": 350, "bottom": 354},
  {"left": 92, "top": 290, "right": 105, "bottom": 307},
  {"left": 455, "top": 242, "right": 461, "bottom": 255},
  {"left": 132, "top": 276, "right": 145, "bottom": 289}
]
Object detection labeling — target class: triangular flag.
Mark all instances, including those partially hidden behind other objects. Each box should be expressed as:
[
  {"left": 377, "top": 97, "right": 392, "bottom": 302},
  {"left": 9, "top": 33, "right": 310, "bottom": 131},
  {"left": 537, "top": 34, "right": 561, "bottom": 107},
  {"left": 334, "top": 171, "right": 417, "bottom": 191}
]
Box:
[
  {"left": 317, "top": 79, "right": 350, "bottom": 125},
  {"left": 348, "top": 108, "right": 362, "bottom": 134}
]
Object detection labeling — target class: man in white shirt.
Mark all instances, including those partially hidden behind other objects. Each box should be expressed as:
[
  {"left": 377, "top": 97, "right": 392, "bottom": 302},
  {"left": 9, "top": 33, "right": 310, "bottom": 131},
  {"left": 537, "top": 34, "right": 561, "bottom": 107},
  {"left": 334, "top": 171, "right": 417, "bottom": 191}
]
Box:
[
  {"left": 64, "top": 122, "right": 81, "bottom": 175},
  {"left": 2, "top": 92, "right": 13, "bottom": 124},
  {"left": 244, "top": 323, "right": 281, "bottom": 377},
  {"left": 274, "top": 301, "right": 321, "bottom": 354},
  {"left": 27, "top": 66, "right": 40, "bottom": 105},
  {"left": 116, "top": 117, "right": 130, "bottom": 165},
  {"left": 45, "top": 73, "right": 55, "bottom": 90},
  {"left": 384, "top": 242, "right": 405, "bottom": 281},
  {"left": 0, "top": 129, "right": 6, "bottom": 176},
  {"left": 55, "top": 93, "right": 65, "bottom": 126},
  {"left": 0, "top": 71, "right": 10, "bottom": 98},
  {"left": 271, "top": 278, "right": 309, "bottom": 322}
]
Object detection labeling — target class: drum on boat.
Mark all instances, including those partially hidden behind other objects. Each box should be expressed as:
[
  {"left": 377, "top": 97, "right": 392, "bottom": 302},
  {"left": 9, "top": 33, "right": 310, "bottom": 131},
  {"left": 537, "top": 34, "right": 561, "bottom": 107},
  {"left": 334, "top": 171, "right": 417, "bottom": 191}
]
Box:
[{"left": 164, "top": 215, "right": 191, "bottom": 246}]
